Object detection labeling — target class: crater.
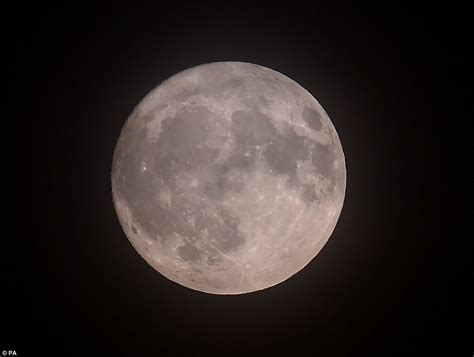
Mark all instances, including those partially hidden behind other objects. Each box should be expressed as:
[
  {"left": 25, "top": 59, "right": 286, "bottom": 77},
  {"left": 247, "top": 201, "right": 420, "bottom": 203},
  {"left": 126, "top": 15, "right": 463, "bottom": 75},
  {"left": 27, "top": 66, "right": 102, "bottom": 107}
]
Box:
[{"left": 207, "top": 254, "right": 223, "bottom": 266}]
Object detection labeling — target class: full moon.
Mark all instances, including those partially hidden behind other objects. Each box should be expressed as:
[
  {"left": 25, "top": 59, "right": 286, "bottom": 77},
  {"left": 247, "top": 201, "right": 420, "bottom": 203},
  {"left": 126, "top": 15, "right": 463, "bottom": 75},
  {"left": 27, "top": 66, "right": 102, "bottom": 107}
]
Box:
[{"left": 111, "top": 62, "right": 346, "bottom": 294}]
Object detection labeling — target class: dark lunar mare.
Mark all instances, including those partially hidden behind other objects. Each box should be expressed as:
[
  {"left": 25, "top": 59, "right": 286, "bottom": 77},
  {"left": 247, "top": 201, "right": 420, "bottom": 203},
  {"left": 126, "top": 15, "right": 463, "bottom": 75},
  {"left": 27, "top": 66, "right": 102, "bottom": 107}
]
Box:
[{"left": 114, "top": 105, "right": 249, "bottom": 262}]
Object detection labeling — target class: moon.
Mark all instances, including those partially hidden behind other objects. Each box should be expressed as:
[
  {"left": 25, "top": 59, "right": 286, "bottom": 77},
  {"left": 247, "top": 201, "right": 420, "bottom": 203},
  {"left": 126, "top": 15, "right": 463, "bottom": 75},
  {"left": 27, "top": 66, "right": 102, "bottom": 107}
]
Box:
[{"left": 111, "top": 62, "right": 346, "bottom": 294}]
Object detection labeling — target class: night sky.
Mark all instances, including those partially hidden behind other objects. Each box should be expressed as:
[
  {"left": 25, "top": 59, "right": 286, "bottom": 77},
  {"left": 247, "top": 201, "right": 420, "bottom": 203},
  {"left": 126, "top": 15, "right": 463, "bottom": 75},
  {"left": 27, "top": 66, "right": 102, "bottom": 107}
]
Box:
[{"left": 9, "top": 3, "right": 472, "bottom": 356}]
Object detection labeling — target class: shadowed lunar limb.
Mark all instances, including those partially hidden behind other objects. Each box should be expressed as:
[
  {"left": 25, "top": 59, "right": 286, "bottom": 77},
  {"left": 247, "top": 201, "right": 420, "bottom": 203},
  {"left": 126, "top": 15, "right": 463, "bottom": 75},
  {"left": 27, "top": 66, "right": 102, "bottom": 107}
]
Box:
[{"left": 112, "top": 62, "right": 346, "bottom": 294}]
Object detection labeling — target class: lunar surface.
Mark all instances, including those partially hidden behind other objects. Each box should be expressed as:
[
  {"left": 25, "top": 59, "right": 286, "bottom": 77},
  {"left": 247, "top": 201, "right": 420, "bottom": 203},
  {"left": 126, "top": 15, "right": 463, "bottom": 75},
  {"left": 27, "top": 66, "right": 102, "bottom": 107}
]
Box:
[{"left": 111, "top": 62, "right": 346, "bottom": 294}]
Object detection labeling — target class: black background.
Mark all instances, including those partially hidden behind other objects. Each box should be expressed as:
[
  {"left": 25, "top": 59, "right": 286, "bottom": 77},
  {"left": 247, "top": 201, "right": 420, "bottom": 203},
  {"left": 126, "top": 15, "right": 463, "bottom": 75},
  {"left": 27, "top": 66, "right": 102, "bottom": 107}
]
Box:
[{"left": 8, "top": 2, "right": 472, "bottom": 356}]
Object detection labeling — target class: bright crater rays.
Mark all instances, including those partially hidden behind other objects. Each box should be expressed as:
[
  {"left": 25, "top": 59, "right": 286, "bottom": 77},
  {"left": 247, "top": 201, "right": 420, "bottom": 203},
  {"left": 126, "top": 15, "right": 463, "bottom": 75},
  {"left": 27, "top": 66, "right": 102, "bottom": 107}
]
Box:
[{"left": 111, "top": 62, "right": 346, "bottom": 294}]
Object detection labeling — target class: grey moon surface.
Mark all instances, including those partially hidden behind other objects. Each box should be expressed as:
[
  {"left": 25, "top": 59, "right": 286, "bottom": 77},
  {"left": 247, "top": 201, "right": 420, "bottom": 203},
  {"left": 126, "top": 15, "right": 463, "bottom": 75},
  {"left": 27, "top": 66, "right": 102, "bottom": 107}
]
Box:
[{"left": 111, "top": 62, "right": 346, "bottom": 295}]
